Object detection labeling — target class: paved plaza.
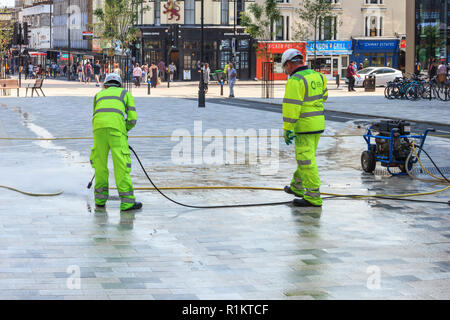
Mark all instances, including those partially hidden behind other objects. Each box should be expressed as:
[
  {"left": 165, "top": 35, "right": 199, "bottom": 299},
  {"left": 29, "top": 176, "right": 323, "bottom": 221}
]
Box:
[{"left": 0, "top": 80, "right": 449, "bottom": 299}]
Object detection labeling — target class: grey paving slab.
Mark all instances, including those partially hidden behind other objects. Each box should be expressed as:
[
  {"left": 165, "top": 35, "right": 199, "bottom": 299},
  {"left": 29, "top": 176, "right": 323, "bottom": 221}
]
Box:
[{"left": 0, "top": 96, "right": 449, "bottom": 299}]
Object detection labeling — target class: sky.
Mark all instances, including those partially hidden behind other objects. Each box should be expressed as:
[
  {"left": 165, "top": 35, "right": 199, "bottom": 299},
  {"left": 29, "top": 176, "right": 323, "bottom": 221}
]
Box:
[{"left": 0, "top": 0, "right": 14, "bottom": 8}]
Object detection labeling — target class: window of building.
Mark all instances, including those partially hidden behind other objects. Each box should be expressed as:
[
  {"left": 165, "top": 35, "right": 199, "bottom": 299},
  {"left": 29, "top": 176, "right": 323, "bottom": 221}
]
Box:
[
  {"left": 365, "top": 15, "right": 383, "bottom": 37},
  {"left": 366, "top": 0, "right": 383, "bottom": 4},
  {"left": 236, "top": 0, "right": 244, "bottom": 25},
  {"left": 276, "top": 16, "right": 284, "bottom": 40},
  {"left": 185, "top": 0, "right": 195, "bottom": 25},
  {"left": 221, "top": 0, "right": 229, "bottom": 25},
  {"left": 154, "top": 0, "right": 160, "bottom": 26},
  {"left": 286, "top": 16, "right": 289, "bottom": 40},
  {"left": 319, "top": 16, "right": 337, "bottom": 40}
]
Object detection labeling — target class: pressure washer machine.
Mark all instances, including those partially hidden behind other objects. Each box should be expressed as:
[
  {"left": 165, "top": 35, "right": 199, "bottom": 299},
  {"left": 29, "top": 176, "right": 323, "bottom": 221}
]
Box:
[{"left": 361, "top": 120, "right": 435, "bottom": 175}]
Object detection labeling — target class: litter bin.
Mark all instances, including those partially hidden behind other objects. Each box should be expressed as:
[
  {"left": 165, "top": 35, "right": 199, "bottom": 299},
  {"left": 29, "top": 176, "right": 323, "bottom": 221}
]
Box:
[{"left": 365, "top": 74, "right": 376, "bottom": 92}]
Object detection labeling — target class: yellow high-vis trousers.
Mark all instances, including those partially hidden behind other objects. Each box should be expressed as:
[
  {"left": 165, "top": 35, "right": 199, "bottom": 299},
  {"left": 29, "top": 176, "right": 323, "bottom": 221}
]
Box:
[
  {"left": 90, "top": 128, "right": 136, "bottom": 210},
  {"left": 290, "top": 133, "right": 322, "bottom": 206}
]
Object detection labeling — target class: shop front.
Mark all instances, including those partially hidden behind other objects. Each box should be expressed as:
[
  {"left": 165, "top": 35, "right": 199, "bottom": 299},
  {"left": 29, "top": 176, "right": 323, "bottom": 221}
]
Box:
[
  {"left": 139, "top": 26, "right": 253, "bottom": 81},
  {"left": 256, "top": 41, "right": 307, "bottom": 80},
  {"left": 306, "top": 41, "right": 352, "bottom": 80},
  {"left": 351, "top": 38, "right": 401, "bottom": 69}
]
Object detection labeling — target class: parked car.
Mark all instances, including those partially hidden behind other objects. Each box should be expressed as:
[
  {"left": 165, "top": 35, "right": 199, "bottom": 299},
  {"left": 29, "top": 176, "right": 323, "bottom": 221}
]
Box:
[{"left": 350, "top": 67, "right": 403, "bottom": 87}]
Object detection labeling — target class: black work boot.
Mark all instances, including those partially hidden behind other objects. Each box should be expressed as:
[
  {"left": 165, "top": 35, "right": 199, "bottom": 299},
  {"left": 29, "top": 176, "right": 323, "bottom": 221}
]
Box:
[
  {"left": 284, "top": 185, "right": 303, "bottom": 198},
  {"left": 293, "top": 198, "right": 322, "bottom": 207},
  {"left": 121, "top": 202, "right": 143, "bottom": 212}
]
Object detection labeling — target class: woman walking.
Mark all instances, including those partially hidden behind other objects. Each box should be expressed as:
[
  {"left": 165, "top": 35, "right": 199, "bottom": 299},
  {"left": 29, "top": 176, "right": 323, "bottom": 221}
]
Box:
[
  {"left": 133, "top": 63, "right": 142, "bottom": 88},
  {"left": 77, "top": 62, "right": 84, "bottom": 83}
]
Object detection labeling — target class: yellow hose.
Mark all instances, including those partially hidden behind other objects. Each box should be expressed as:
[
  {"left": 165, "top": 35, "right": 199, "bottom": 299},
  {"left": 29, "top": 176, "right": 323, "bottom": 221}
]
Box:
[{"left": 0, "top": 185, "right": 63, "bottom": 197}]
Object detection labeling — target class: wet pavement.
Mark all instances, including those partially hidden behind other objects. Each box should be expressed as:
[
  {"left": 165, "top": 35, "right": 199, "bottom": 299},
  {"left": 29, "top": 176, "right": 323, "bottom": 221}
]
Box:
[{"left": 0, "top": 94, "right": 449, "bottom": 300}]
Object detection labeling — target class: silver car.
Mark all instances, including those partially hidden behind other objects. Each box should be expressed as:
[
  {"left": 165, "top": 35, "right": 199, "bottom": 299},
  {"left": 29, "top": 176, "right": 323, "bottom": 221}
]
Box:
[{"left": 352, "top": 67, "right": 403, "bottom": 87}]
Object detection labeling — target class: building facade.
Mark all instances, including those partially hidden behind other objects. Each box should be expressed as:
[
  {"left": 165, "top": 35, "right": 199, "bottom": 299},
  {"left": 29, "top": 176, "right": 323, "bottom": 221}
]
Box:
[
  {"left": 254, "top": 0, "right": 406, "bottom": 77},
  {"left": 406, "top": 0, "right": 449, "bottom": 75},
  {"left": 135, "top": 0, "right": 254, "bottom": 80},
  {"left": 19, "top": 1, "right": 53, "bottom": 50}
]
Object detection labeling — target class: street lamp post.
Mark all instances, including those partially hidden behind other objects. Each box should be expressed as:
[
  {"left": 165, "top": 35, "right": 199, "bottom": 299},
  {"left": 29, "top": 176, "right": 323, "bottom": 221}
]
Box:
[
  {"left": 67, "top": 0, "right": 71, "bottom": 81},
  {"left": 198, "top": 0, "right": 206, "bottom": 108}
]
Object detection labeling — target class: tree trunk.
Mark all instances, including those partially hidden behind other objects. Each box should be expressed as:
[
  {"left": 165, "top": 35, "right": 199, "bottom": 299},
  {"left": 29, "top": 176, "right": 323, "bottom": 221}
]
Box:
[{"left": 314, "top": 17, "right": 318, "bottom": 71}]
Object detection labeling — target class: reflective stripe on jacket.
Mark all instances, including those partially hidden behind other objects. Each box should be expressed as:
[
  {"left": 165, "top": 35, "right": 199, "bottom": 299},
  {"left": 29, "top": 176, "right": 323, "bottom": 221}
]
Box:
[
  {"left": 92, "top": 87, "right": 137, "bottom": 134},
  {"left": 282, "top": 69, "right": 327, "bottom": 134}
]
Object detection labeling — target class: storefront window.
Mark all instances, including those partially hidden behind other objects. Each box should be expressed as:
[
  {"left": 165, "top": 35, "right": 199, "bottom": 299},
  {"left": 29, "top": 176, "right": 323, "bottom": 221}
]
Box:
[
  {"left": 415, "top": 0, "right": 448, "bottom": 72},
  {"left": 363, "top": 53, "right": 370, "bottom": 67},
  {"left": 371, "top": 53, "right": 385, "bottom": 67},
  {"left": 144, "top": 41, "right": 160, "bottom": 49},
  {"left": 184, "top": 41, "right": 198, "bottom": 49}
]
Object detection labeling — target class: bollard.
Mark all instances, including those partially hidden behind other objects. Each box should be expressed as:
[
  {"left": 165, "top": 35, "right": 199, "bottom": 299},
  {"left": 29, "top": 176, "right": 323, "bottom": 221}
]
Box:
[
  {"left": 336, "top": 74, "right": 340, "bottom": 88},
  {"left": 167, "top": 72, "right": 170, "bottom": 88},
  {"left": 147, "top": 79, "right": 151, "bottom": 95},
  {"left": 220, "top": 80, "right": 224, "bottom": 96}
]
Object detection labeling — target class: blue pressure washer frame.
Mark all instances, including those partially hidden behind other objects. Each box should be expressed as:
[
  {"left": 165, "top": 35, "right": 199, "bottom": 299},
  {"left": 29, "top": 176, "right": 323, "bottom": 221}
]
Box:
[{"left": 363, "top": 126, "right": 434, "bottom": 176}]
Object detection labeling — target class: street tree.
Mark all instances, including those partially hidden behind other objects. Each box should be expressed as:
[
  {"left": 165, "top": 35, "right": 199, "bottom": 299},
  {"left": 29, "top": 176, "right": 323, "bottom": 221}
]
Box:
[
  {"left": 240, "top": 0, "right": 282, "bottom": 63},
  {"left": 294, "top": 0, "right": 340, "bottom": 70},
  {"left": 0, "top": 8, "right": 14, "bottom": 79},
  {"left": 94, "top": 0, "right": 148, "bottom": 57}
]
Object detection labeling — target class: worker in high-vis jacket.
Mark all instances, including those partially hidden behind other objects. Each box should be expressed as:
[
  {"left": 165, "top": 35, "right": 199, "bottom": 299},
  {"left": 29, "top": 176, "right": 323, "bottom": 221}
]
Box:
[
  {"left": 90, "top": 73, "right": 142, "bottom": 211},
  {"left": 281, "top": 49, "right": 328, "bottom": 207}
]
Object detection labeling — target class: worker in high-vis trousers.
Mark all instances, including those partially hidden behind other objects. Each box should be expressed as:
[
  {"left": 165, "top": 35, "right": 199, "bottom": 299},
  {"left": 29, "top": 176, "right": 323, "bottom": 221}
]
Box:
[
  {"left": 281, "top": 49, "right": 328, "bottom": 207},
  {"left": 90, "top": 73, "right": 142, "bottom": 211}
]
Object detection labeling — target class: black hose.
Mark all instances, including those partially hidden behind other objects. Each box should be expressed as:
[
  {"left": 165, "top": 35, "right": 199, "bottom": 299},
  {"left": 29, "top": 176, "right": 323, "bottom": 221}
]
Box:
[
  {"left": 414, "top": 145, "right": 450, "bottom": 183},
  {"left": 129, "top": 146, "right": 292, "bottom": 209},
  {"left": 128, "top": 146, "right": 450, "bottom": 208}
]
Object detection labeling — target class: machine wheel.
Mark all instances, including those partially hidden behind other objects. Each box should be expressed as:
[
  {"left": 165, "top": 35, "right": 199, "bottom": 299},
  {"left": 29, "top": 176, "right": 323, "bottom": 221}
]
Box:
[{"left": 361, "top": 151, "right": 376, "bottom": 173}]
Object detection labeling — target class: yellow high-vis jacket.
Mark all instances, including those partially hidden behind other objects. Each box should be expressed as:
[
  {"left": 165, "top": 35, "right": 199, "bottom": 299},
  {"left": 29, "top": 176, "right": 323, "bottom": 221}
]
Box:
[
  {"left": 92, "top": 87, "right": 137, "bottom": 134},
  {"left": 282, "top": 67, "right": 328, "bottom": 134}
]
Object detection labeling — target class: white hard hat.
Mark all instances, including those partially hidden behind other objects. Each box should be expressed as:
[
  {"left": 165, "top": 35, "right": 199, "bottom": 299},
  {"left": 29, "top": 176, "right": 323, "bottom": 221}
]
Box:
[
  {"left": 104, "top": 73, "right": 122, "bottom": 87},
  {"left": 281, "top": 48, "right": 304, "bottom": 67}
]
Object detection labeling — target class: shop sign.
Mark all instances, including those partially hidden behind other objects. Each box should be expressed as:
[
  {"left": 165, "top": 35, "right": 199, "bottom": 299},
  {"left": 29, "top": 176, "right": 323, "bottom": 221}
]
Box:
[
  {"left": 306, "top": 41, "right": 352, "bottom": 55},
  {"left": 354, "top": 40, "right": 400, "bottom": 52},
  {"left": 261, "top": 42, "right": 306, "bottom": 50}
]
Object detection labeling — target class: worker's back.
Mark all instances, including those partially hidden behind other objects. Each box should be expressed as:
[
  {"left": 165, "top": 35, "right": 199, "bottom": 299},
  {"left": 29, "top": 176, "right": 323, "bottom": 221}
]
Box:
[{"left": 92, "top": 87, "right": 135, "bottom": 134}]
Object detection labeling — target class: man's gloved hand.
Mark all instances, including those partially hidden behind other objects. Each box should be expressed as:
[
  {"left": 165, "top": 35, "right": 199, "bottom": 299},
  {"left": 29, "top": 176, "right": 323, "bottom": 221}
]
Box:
[{"left": 284, "top": 130, "right": 296, "bottom": 145}]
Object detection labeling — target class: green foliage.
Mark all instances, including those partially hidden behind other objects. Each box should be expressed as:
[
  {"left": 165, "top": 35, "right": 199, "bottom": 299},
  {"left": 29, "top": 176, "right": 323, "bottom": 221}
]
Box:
[
  {"left": 240, "top": 0, "right": 282, "bottom": 61},
  {"left": 94, "top": 0, "right": 148, "bottom": 52},
  {"left": 0, "top": 8, "right": 14, "bottom": 56},
  {"left": 293, "top": 0, "right": 336, "bottom": 41},
  {"left": 240, "top": 0, "right": 281, "bottom": 40}
]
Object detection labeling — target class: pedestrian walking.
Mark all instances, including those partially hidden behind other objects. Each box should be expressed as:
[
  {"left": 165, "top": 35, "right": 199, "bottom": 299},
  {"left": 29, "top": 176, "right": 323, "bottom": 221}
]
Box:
[
  {"left": 428, "top": 59, "right": 438, "bottom": 80},
  {"left": 141, "top": 63, "right": 148, "bottom": 83},
  {"left": 113, "top": 63, "right": 122, "bottom": 78},
  {"left": 77, "top": 63, "right": 84, "bottom": 83},
  {"left": 84, "top": 62, "right": 93, "bottom": 84},
  {"left": 169, "top": 62, "right": 176, "bottom": 82},
  {"left": 150, "top": 62, "right": 158, "bottom": 88},
  {"left": 281, "top": 48, "right": 327, "bottom": 207},
  {"left": 347, "top": 61, "right": 356, "bottom": 92},
  {"left": 133, "top": 63, "right": 142, "bottom": 88},
  {"left": 228, "top": 63, "right": 237, "bottom": 98},
  {"left": 94, "top": 60, "right": 102, "bottom": 87},
  {"left": 438, "top": 60, "right": 447, "bottom": 83},
  {"left": 90, "top": 73, "right": 142, "bottom": 212},
  {"left": 27, "top": 62, "right": 33, "bottom": 79},
  {"left": 158, "top": 60, "right": 166, "bottom": 81},
  {"left": 203, "top": 63, "right": 210, "bottom": 93}
]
